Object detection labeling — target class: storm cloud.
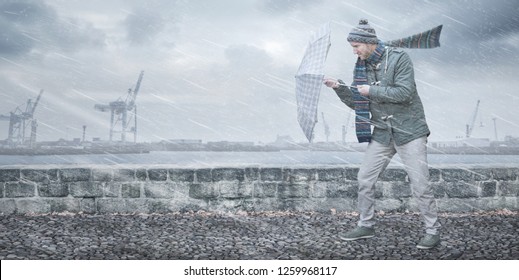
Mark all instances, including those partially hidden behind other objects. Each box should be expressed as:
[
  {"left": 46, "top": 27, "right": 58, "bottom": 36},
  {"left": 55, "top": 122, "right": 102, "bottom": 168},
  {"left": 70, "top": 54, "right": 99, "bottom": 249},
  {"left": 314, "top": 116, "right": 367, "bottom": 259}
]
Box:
[{"left": 0, "top": 0, "right": 105, "bottom": 57}]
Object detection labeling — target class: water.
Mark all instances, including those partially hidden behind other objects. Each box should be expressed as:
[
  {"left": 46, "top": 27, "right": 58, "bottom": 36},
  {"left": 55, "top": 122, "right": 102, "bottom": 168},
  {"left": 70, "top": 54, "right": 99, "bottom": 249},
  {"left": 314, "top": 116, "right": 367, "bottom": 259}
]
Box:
[{"left": 1, "top": 151, "right": 518, "bottom": 168}]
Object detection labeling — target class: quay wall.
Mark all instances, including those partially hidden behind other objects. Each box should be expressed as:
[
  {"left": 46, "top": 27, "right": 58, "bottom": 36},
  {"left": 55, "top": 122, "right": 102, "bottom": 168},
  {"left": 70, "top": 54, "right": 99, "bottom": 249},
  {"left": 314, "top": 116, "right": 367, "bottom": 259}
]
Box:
[{"left": 0, "top": 166, "right": 518, "bottom": 214}]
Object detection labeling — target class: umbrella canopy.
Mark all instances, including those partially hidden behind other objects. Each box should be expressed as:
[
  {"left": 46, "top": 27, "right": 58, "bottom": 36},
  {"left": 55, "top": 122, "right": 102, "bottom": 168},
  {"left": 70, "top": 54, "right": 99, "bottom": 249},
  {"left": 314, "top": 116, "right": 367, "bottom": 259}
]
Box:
[{"left": 295, "top": 22, "right": 331, "bottom": 142}]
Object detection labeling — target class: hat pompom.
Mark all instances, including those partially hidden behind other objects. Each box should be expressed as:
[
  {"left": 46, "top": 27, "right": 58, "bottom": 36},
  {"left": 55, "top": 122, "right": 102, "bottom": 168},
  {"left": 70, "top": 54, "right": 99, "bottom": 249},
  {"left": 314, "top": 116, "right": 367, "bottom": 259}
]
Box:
[{"left": 347, "top": 18, "right": 378, "bottom": 44}]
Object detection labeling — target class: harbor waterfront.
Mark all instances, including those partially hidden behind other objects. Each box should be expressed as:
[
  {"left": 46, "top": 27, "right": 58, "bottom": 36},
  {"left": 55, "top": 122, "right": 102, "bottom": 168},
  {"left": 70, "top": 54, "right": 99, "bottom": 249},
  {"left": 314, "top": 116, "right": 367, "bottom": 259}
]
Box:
[{"left": 1, "top": 150, "right": 519, "bottom": 167}]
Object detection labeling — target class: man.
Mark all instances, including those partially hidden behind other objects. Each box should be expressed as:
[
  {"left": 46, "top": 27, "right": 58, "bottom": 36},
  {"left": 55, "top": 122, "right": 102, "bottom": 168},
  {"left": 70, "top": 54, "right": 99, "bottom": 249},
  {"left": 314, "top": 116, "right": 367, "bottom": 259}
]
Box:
[{"left": 323, "top": 19, "right": 441, "bottom": 249}]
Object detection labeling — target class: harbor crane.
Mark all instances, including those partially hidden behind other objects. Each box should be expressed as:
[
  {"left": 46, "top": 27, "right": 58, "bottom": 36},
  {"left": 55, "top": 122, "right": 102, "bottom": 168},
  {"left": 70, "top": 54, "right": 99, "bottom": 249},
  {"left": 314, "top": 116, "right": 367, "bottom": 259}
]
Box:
[
  {"left": 466, "top": 100, "right": 480, "bottom": 138},
  {"left": 492, "top": 117, "right": 498, "bottom": 141},
  {"left": 0, "top": 89, "right": 44, "bottom": 148},
  {"left": 94, "top": 71, "right": 144, "bottom": 143}
]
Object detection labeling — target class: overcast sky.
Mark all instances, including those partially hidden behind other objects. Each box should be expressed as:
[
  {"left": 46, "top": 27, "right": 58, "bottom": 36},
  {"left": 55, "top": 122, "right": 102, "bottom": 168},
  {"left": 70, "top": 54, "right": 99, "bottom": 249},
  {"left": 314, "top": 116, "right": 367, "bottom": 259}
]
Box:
[{"left": 1, "top": 0, "right": 519, "bottom": 144}]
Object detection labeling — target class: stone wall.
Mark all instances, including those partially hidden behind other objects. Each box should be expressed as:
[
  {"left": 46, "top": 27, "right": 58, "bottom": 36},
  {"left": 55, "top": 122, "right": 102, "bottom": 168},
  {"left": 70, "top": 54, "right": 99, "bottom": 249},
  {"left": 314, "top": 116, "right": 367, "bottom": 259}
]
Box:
[{"left": 0, "top": 166, "right": 518, "bottom": 214}]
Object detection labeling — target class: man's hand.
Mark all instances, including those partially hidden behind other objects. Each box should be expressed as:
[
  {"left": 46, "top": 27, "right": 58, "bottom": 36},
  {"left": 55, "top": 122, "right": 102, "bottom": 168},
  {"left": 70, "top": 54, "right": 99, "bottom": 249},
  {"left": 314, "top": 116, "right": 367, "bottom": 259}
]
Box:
[
  {"left": 358, "top": 85, "right": 370, "bottom": 96},
  {"left": 323, "top": 78, "right": 339, "bottom": 89}
]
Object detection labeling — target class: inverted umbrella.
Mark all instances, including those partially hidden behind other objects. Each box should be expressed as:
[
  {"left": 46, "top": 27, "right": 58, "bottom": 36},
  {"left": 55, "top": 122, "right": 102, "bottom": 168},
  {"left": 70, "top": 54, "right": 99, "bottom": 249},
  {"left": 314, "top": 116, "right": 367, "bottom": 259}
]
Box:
[{"left": 295, "top": 22, "right": 331, "bottom": 142}]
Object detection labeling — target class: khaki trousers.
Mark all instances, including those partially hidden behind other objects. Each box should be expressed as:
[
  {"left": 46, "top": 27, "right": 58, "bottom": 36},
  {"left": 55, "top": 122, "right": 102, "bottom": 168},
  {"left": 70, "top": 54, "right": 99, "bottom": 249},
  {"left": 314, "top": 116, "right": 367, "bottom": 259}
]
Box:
[{"left": 357, "top": 136, "right": 441, "bottom": 235}]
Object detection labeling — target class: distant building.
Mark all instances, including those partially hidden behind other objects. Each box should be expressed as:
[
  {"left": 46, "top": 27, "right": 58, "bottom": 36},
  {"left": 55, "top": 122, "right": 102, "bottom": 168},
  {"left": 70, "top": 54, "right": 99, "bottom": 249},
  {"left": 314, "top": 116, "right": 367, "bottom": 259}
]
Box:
[
  {"left": 169, "top": 139, "right": 203, "bottom": 144},
  {"left": 269, "top": 135, "right": 298, "bottom": 149},
  {"left": 431, "top": 138, "right": 491, "bottom": 148}
]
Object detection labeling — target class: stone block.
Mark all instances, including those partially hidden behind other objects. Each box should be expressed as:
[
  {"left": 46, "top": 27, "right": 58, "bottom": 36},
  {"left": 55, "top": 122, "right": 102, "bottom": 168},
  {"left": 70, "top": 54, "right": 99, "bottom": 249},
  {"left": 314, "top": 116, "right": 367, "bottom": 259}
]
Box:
[
  {"left": 277, "top": 198, "right": 314, "bottom": 211},
  {"left": 481, "top": 181, "right": 497, "bottom": 197},
  {"left": 444, "top": 182, "right": 478, "bottom": 198},
  {"left": 22, "top": 169, "right": 58, "bottom": 182},
  {"left": 497, "top": 182, "right": 519, "bottom": 197},
  {"left": 325, "top": 181, "right": 358, "bottom": 199},
  {"left": 374, "top": 182, "right": 383, "bottom": 199},
  {"left": 121, "top": 183, "right": 141, "bottom": 198},
  {"left": 189, "top": 183, "right": 219, "bottom": 199},
  {"left": 136, "top": 168, "right": 148, "bottom": 180},
  {"left": 92, "top": 169, "right": 113, "bottom": 182},
  {"left": 441, "top": 168, "right": 474, "bottom": 182},
  {"left": 81, "top": 198, "right": 97, "bottom": 213},
  {"left": 113, "top": 169, "right": 136, "bottom": 181},
  {"left": 0, "top": 199, "right": 16, "bottom": 214},
  {"left": 144, "top": 182, "right": 186, "bottom": 198},
  {"left": 61, "top": 168, "right": 91, "bottom": 182},
  {"left": 471, "top": 168, "right": 492, "bottom": 181},
  {"left": 148, "top": 169, "right": 167, "bottom": 181},
  {"left": 144, "top": 199, "right": 170, "bottom": 213},
  {"left": 429, "top": 168, "right": 441, "bottom": 182},
  {"left": 278, "top": 183, "right": 310, "bottom": 198},
  {"left": 317, "top": 168, "right": 344, "bottom": 181},
  {"left": 168, "top": 169, "right": 195, "bottom": 182},
  {"left": 124, "top": 199, "right": 149, "bottom": 213},
  {"left": 317, "top": 198, "right": 356, "bottom": 212},
  {"left": 15, "top": 199, "right": 51, "bottom": 214},
  {"left": 38, "top": 182, "right": 68, "bottom": 197},
  {"left": 379, "top": 169, "right": 408, "bottom": 182},
  {"left": 260, "top": 168, "right": 283, "bottom": 182},
  {"left": 437, "top": 198, "right": 477, "bottom": 212},
  {"left": 401, "top": 198, "right": 419, "bottom": 212},
  {"left": 97, "top": 198, "right": 149, "bottom": 213},
  {"left": 5, "top": 182, "right": 35, "bottom": 197},
  {"left": 212, "top": 168, "right": 245, "bottom": 181},
  {"left": 143, "top": 198, "right": 202, "bottom": 213},
  {"left": 431, "top": 183, "right": 446, "bottom": 198},
  {"left": 97, "top": 198, "right": 125, "bottom": 213},
  {"left": 208, "top": 198, "right": 256, "bottom": 212},
  {"left": 344, "top": 168, "right": 359, "bottom": 180},
  {"left": 101, "top": 182, "right": 120, "bottom": 197},
  {"left": 219, "top": 181, "right": 253, "bottom": 199},
  {"left": 503, "top": 197, "right": 518, "bottom": 210},
  {"left": 492, "top": 168, "right": 519, "bottom": 181},
  {"left": 195, "top": 169, "right": 212, "bottom": 182},
  {"left": 383, "top": 182, "right": 411, "bottom": 198},
  {"left": 312, "top": 181, "right": 327, "bottom": 198},
  {"left": 69, "top": 181, "right": 102, "bottom": 198},
  {"left": 0, "top": 169, "right": 20, "bottom": 182},
  {"left": 254, "top": 182, "right": 277, "bottom": 198},
  {"left": 48, "top": 198, "right": 80, "bottom": 213},
  {"left": 244, "top": 198, "right": 280, "bottom": 212},
  {"left": 474, "top": 197, "right": 506, "bottom": 211},
  {"left": 375, "top": 198, "right": 404, "bottom": 212},
  {"left": 244, "top": 167, "right": 260, "bottom": 181},
  {"left": 286, "top": 168, "right": 316, "bottom": 182}
]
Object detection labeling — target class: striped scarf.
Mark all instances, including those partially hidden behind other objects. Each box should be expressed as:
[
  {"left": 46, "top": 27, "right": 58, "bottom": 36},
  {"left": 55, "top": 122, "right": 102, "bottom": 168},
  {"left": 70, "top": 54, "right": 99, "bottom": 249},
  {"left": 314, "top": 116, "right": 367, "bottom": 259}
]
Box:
[
  {"left": 352, "top": 41, "right": 385, "bottom": 143},
  {"left": 385, "top": 25, "right": 442, "bottom": 49}
]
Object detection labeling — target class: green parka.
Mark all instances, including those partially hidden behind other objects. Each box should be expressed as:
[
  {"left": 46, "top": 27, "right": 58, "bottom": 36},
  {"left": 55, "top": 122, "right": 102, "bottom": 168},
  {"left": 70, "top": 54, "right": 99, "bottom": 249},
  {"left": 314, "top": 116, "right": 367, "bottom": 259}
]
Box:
[{"left": 334, "top": 47, "right": 430, "bottom": 146}]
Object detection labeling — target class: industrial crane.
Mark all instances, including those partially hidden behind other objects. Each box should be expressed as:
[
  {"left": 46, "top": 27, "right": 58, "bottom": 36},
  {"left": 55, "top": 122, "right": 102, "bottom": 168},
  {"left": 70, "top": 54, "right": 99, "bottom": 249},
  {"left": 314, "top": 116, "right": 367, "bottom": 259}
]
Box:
[
  {"left": 465, "top": 100, "right": 480, "bottom": 138},
  {"left": 95, "top": 71, "right": 144, "bottom": 143},
  {"left": 0, "top": 89, "right": 44, "bottom": 148}
]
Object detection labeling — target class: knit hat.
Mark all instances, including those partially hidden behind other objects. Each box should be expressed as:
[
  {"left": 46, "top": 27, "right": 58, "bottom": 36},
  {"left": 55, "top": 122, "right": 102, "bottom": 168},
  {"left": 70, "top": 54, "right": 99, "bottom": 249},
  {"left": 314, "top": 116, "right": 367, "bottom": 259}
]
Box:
[{"left": 347, "top": 19, "right": 378, "bottom": 44}]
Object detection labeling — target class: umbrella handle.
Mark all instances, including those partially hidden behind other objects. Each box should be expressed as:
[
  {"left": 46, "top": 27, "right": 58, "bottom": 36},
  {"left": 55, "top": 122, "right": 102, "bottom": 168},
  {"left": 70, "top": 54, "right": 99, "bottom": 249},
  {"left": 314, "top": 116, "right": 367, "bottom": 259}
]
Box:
[{"left": 337, "top": 80, "right": 357, "bottom": 89}]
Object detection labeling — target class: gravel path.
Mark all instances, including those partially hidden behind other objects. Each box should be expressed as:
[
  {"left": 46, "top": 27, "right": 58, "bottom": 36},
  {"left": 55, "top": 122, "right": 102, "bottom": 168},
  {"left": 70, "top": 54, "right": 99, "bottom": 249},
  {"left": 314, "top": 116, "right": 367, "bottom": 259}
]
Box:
[{"left": 1, "top": 210, "right": 518, "bottom": 260}]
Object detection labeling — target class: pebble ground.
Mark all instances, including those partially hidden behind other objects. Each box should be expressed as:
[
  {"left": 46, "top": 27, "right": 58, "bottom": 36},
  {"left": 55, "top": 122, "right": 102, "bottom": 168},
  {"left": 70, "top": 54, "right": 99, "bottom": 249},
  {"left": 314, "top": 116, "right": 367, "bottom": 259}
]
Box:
[{"left": 1, "top": 210, "right": 518, "bottom": 260}]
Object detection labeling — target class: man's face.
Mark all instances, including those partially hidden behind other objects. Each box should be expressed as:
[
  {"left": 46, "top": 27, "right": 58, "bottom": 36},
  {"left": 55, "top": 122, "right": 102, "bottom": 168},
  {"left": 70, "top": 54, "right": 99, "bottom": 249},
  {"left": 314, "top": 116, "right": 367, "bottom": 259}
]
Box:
[{"left": 350, "top": 42, "right": 375, "bottom": 60}]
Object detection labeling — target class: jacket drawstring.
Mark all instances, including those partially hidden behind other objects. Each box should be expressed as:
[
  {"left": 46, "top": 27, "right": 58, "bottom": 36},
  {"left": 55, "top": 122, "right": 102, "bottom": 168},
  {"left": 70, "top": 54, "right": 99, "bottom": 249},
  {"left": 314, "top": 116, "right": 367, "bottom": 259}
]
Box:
[{"left": 384, "top": 47, "right": 389, "bottom": 74}]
